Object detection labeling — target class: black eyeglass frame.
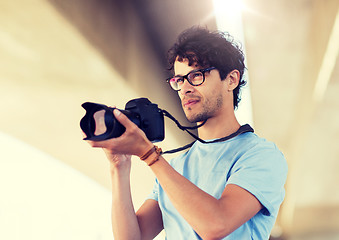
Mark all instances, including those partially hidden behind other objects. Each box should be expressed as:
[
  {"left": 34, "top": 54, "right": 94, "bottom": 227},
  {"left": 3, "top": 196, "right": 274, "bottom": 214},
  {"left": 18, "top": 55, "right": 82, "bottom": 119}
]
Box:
[{"left": 166, "top": 67, "right": 216, "bottom": 91}]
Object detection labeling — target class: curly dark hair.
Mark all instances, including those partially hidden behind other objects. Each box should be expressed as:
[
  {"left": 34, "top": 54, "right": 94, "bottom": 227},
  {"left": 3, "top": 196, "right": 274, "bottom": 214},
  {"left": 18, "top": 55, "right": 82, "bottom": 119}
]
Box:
[{"left": 167, "top": 26, "right": 246, "bottom": 109}]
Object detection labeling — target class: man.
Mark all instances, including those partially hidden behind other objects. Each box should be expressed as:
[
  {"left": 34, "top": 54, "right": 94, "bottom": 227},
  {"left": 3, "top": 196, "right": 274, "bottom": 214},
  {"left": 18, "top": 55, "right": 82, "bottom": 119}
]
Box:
[{"left": 86, "top": 27, "right": 288, "bottom": 239}]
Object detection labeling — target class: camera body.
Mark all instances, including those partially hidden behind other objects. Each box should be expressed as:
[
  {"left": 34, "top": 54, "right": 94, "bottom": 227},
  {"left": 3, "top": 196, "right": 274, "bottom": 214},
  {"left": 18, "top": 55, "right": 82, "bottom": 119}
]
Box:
[{"left": 80, "top": 98, "right": 165, "bottom": 142}]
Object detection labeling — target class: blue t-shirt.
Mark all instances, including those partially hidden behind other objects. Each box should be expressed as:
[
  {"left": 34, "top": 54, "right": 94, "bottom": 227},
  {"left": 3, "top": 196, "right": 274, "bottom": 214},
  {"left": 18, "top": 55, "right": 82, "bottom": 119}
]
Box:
[{"left": 148, "top": 132, "right": 288, "bottom": 240}]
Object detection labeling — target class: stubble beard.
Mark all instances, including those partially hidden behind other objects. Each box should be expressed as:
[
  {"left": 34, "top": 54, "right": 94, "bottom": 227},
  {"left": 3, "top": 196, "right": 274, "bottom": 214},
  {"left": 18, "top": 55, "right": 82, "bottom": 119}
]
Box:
[{"left": 185, "top": 93, "right": 224, "bottom": 123}]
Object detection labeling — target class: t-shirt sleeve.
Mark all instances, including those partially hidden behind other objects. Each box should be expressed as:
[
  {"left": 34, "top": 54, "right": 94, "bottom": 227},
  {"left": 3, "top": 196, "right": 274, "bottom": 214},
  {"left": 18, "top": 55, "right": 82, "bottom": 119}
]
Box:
[
  {"left": 226, "top": 142, "right": 288, "bottom": 217},
  {"left": 146, "top": 178, "right": 159, "bottom": 202}
]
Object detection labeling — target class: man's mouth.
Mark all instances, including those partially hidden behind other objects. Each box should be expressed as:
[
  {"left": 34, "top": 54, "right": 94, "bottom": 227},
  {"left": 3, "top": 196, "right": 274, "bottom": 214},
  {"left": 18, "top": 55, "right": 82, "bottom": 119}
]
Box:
[{"left": 183, "top": 98, "right": 200, "bottom": 108}]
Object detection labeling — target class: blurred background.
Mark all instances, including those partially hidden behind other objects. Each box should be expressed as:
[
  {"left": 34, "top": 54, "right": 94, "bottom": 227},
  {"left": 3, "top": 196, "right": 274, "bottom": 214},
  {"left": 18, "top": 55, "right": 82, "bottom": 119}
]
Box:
[{"left": 0, "top": 0, "right": 338, "bottom": 239}]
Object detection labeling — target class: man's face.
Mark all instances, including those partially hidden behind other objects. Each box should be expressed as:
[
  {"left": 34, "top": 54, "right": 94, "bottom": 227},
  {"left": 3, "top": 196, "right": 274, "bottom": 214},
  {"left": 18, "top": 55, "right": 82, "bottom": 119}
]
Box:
[{"left": 174, "top": 58, "right": 228, "bottom": 123}]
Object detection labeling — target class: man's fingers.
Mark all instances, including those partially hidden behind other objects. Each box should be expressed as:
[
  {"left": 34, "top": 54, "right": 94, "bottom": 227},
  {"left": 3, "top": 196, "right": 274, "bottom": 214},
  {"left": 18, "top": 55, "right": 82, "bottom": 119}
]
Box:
[
  {"left": 86, "top": 139, "right": 116, "bottom": 149},
  {"left": 113, "top": 109, "right": 137, "bottom": 129},
  {"left": 84, "top": 109, "right": 146, "bottom": 156}
]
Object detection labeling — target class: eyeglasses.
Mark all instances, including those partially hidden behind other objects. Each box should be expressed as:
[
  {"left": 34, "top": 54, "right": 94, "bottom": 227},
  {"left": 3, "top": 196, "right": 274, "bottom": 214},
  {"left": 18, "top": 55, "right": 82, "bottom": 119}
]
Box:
[{"left": 166, "top": 67, "right": 216, "bottom": 91}]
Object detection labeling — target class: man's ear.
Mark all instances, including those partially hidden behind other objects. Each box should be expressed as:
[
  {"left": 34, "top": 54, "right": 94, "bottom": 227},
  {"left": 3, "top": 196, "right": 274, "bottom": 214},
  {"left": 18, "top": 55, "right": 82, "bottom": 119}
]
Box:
[{"left": 227, "top": 70, "right": 240, "bottom": 91}]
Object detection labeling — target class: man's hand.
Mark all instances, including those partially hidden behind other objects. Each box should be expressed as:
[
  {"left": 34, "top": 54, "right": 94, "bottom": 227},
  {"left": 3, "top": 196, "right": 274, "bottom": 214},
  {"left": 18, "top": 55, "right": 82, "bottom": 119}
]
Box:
[
  {"left": 103, "top": 151, "right": 132, "bottom": 175},
  {"left": 83, "top": 109, "right": 156, "bottom": 240},
  {"left": 85, "top": 109, "right": 154, "bottom": 158}
]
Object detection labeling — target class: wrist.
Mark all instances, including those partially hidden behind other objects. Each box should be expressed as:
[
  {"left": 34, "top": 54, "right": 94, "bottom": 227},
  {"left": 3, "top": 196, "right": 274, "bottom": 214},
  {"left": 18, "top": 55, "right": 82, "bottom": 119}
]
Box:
[
  {"left": 139, "top": 145, "right": 162, "bottom": 166},
  {"left": 136, "top": 141, "right": 154, "bottom": 157},
  {"left": 110, "top": 163, "right": 131, "bottom": 179}
]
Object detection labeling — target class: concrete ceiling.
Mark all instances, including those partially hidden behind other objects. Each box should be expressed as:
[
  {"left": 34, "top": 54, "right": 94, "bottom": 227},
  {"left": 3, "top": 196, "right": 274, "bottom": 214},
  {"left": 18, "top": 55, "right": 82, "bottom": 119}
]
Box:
[{"left": 1, "top": 0, "right": 339, "bottom": 238}]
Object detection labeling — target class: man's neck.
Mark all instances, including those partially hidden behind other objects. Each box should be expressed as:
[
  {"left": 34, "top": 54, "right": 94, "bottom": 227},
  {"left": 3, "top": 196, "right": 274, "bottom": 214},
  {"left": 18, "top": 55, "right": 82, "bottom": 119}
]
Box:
[{"left": 197, "top": 110, "right": 241, "bottom": 141}]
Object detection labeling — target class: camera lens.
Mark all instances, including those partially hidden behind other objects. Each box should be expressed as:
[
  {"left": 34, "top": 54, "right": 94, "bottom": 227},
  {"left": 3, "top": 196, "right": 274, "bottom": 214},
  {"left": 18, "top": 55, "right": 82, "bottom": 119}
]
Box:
[{"left": 80, "top": 102, "right": 140, "bottom": 141}]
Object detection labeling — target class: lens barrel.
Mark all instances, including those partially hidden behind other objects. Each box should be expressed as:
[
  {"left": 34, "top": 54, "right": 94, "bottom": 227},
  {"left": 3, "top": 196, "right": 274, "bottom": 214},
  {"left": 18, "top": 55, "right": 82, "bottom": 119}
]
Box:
[
  {"left": 80, "top": 102, "right": 139, "bottom": 141},
  {"left": 80, "top": 98, "right": 164, "bottom": 142}
]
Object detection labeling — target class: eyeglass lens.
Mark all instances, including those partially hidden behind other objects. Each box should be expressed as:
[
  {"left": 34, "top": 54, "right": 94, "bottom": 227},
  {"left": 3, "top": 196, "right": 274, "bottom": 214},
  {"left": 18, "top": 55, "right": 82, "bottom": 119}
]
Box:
[{"left": 169, "top": 71, "right": 204, "bottom": 90}]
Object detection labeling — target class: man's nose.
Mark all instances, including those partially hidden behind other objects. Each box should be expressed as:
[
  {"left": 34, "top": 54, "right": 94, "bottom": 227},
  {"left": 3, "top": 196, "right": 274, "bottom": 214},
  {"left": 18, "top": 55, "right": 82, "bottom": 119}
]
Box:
[{"left": 180, "top": 79, "right": 195, "bottom": 95}]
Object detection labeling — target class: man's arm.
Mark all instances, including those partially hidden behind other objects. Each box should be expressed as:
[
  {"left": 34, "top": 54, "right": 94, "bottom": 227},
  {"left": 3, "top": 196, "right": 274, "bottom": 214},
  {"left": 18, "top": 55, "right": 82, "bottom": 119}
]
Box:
[
  {"left": 109, "top": 161, "right": 163, "bottom": 240},
  {"left": 136, "top": 199, "right": 164, "bottom": 239},
  {"left": 100, "top": 152, "right": 140, "bottom": 240},
  {"left": 148, "top": 155, "right": 262, "bottom": 240},
  {"left": 88, "top": 109, "right": 262, "bottom": 239},
  {"left": 88, "top": 145, "right": 163, "bottom": 240}
]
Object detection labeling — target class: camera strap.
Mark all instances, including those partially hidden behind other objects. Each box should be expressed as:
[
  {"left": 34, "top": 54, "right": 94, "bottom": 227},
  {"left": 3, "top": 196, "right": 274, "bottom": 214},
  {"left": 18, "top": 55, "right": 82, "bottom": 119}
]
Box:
[{"left": 161, "top": 109, "right": 254, "bottom": 154}]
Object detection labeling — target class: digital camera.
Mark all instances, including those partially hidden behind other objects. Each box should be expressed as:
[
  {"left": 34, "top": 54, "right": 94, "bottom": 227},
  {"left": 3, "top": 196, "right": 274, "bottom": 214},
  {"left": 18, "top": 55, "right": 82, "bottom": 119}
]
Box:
[{"left": 80, "top": 98, "right": 165, "bottom": 142}]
